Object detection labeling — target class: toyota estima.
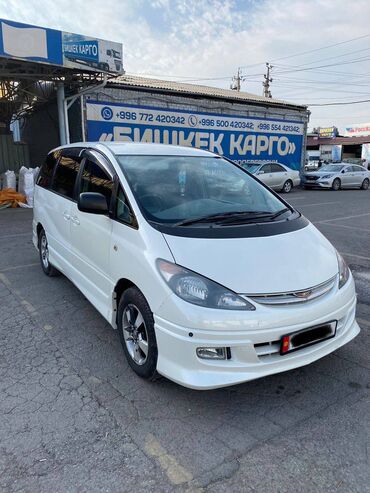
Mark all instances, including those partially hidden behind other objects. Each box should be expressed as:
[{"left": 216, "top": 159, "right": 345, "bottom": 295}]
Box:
[{"left": 33, "top": 143, "right": 360, "bottom": 389}]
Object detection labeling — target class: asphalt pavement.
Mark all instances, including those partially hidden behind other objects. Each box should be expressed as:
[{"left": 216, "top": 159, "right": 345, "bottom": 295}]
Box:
[{"left": 0, "top": 187, "right": 369, "bottom": 493}]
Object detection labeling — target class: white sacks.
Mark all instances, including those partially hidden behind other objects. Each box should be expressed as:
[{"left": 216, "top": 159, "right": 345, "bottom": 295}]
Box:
[
  {"left": 3, "top": 170, "right": 16, "bottom": 190},
  {"left": 18, "top": 166, "right": 37, "bottom": 207}
]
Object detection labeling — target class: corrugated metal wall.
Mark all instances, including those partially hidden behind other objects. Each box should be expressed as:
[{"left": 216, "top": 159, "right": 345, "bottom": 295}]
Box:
[{"left": 0, "top": 134, "right": 30, "bottom": 174}]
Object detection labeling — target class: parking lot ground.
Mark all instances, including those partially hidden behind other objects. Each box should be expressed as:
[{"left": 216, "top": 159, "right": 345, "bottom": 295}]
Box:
[{"left": 0, "top": 188, "right": 369, "bottom": 493}]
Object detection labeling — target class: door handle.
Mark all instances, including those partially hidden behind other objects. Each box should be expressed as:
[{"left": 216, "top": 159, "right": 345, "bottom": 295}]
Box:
[
  {"left": 71, "top": 216, "right": 80, "bottom": 225},
  {"left": 63, "top": 212, "right": 70, "bottom": 221}
]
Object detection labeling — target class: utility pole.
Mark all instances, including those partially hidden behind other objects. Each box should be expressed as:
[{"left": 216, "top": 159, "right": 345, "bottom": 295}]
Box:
[
  {"left": 230, "top": 67, "right": 242, "bottom": 91},
  {"left": 263, "top": 62, "right": 273, "bottom": 98}
]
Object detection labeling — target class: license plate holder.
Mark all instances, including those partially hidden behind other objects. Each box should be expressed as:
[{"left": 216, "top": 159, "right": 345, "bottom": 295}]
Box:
[{"left": 280, "top": 321, "right": 337, "bottom": 355}]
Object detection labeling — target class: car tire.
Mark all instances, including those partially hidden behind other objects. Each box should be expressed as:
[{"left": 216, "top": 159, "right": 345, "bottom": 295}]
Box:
[
  {"left": 38, "top": 229, "right": 60, "bottom": 277},
  {"left": 282, "top": 180, "right": 293, "bottom": 193},
  {"left": 361, "top": 178, "right": 369, "bottom": 190},
  {"left": 117, "top": 287, "right": 158, "bottom": 380},
  {"left": 332, "top": 178, "right": 341, "bottom": 191}
]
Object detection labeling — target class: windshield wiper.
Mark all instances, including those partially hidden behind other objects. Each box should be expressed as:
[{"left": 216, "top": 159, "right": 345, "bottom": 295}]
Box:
[
  {"left": 270, "top": 207, "right": 290, "bottom": 219},
  {"left": 217, "top": 207, "right": 291, "bottom": 225},
  {"left": 174, "top": 211, "right": 273, "bottom": 227}
]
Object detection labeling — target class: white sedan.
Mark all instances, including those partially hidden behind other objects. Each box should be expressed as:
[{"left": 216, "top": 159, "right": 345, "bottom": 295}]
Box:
[
  {"left": 304, "top": 164, "right": 370, "bottom": 190},
  {"left": 243, "top": 162, "right": 301, "bottom": 193}
]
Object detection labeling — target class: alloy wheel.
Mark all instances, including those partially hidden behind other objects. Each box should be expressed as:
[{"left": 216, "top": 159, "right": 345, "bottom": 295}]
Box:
[
  {"left": 122, "top": 304, "right": 149, "bottom": 365},
  {"left": 332, "top": 179, "right": 340, "bottom": 191},
  {"left": 40, "top": 234, "right": 49, "bottom": 269}
]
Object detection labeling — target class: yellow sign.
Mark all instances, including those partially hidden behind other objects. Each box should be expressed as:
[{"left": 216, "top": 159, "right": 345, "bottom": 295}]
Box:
[{"left": 319, "top": 127, "right": 337, "bottom": 138}]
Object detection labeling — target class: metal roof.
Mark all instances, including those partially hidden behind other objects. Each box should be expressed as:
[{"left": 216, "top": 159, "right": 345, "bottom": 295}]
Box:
[
  {"left": 307, "top": 135, "right": 370, "bottom": 146},
  {"left": 108, "top": 74, "right": 307, "bottom": 111}
]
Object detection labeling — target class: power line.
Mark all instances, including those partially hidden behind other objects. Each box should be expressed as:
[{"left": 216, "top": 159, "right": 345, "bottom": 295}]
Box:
[
  {"left": 308, "top": 98, "right": 370, "bottom": 107},
  {"left": 274, "top": 47, "right": 370, "bottom": 69},
  {"left": 273, "top": 56, "right": 370, "bottom": 75},
  {"left": 237, "top": 33, "right": 370, "bottom": 70},
  {"left": 268, "top": 33, "right": 370, "bottom": 63}
]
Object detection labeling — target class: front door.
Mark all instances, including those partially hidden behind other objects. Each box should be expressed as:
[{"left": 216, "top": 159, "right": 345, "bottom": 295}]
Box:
[
  {"left": 258, "top": 164, "right": 274, "bottom": 187},
  {"left": 270, "top": 163, "right": 288, "bottom": 189},
  {"left": 340, "top": 166, "right": 353, "bottom": 188}
]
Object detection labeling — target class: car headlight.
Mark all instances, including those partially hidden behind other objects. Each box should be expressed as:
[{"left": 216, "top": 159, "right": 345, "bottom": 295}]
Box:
[
  {"left": 336, "top": 251, "right": 350, "bottom": 289},
  {"left": 157, "top": 259, "right": 255, "bottom": 310},
  {"left": 320, "top": 174, "right": 332, "bottom": 179}
]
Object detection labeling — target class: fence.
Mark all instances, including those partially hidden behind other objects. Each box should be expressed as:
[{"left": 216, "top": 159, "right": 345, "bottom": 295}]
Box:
[{"left": 0, "top": 134, "right": 30, "bottom": 174}]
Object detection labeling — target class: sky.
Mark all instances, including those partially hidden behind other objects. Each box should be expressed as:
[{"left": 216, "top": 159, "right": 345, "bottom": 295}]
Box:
[{"left": 1, "top": 0, "right": 370, "bottom": 132}]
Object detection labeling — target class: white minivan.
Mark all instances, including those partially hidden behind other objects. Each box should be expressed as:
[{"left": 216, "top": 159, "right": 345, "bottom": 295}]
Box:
[{"left": 33, "top": 142, "right": 360, "bottom": 390}]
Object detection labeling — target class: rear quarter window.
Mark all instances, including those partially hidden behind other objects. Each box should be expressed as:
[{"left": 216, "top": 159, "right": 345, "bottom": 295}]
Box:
[{"left": 37, "top": 151, "right": 60, "bottom": 189}]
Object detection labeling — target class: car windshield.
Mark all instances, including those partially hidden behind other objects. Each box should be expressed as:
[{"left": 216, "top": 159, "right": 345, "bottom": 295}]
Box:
[
  {"left": 319, "top": 165, "right": 344, "bottom": 172},
  {"left": 116, "top": 155, "right": 290, "bottom": 226}
]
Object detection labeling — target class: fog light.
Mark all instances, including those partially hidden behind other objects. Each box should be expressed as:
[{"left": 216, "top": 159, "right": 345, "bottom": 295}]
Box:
[{"left": 196, "top": 347, "right": 227, "bottom": 360}]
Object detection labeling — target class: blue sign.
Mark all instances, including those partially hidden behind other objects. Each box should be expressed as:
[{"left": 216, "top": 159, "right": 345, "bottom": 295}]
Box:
[
  {"left": 0, "top": 19, "right": 62, "bottom": 65},
  {"left": 63, "top": 39, "right": 99, "bottom": 63},
  {"left": 0, "top": 19, "right": 123, "bottom": 73},
  {"left": 86, "top": 101, "right": 305, "bottom": 170},
  {"left": 331, "top": 145, "right": 342, "bottom": 162}
]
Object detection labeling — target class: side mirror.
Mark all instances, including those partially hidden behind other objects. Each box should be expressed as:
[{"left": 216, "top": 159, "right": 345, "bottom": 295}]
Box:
[
  {"left": 257, "top": 171, "right": 264, "bottom": 175},
  {"left": 341, "top": 169, "right": 345, "bottom": 174},
  {"left": 78, "top": 192, "right": 108, "bottom": 214}
]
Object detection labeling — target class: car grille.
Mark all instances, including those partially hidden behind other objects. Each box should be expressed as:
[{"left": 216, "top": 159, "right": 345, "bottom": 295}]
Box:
[
  {"left": 305, "top": 175, "right": 319, "bottom": 181},
  {"left": 245, "top": 275, "right": 337, "bottom": 306},
  {"left": 254, "top": 340, "right": 280, "bottom": 358}
]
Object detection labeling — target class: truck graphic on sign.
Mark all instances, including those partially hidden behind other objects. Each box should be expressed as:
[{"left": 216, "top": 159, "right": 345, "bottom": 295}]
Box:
[{"left": 62, "top": 34, "right": 122, "bottom": 73}]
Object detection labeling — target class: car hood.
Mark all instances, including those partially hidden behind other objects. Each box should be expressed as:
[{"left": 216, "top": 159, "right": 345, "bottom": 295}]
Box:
[
  {"left": 305, "top": 171, "right": 331, "bottom": 176},
  {"left": 164, "top": 223, "right": 338, "bottom": 294}
]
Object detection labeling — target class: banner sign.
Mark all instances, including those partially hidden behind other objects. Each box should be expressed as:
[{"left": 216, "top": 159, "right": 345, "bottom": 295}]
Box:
[
  {"left": 318, "top": 126, "right": 337, "bottom": 138},
  {"left": 331, "top": 145, "right": 342, "bottom": 162},
  {"left": 86, "top": 101, "right": 305, "bottom": 169},
  {"left": 0, "top": 19, "right": 123, "bottom": 73},
  {"left": 361, "top": 143, "right": 370, "bottom": 162},
  {"left": 344, "top": 123, "right": 370, "bottom": 138}
]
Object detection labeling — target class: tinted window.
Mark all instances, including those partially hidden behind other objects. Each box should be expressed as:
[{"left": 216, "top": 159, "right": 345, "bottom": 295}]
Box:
[
  {"left": 352, "top": 166, "right": 363, "bottom": 172},
  {"left": 80, "top": 159, "right": 114, "bottom": 206},
  {"left": 37, "top": 151, "right": 60, "bottom": 188},
  {"left": 260, "top": 164, "right": 272, "bottom": 173},
  {"left": 116, "top": 186, "right": 135, "bottom": 226},
  {"left": 52, "top": 149, "right": 83, "bottom": 199},
  {"left": 271, "top": 164, "right": 285, "bottom": 173}
]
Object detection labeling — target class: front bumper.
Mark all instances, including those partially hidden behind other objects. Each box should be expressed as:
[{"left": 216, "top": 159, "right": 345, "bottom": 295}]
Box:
[
  {"left": 304, "top": 180, "right": 332, "bottom": 189},
  {"left": 154, "top": 278, "right": 359, "bottom": 389}
]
